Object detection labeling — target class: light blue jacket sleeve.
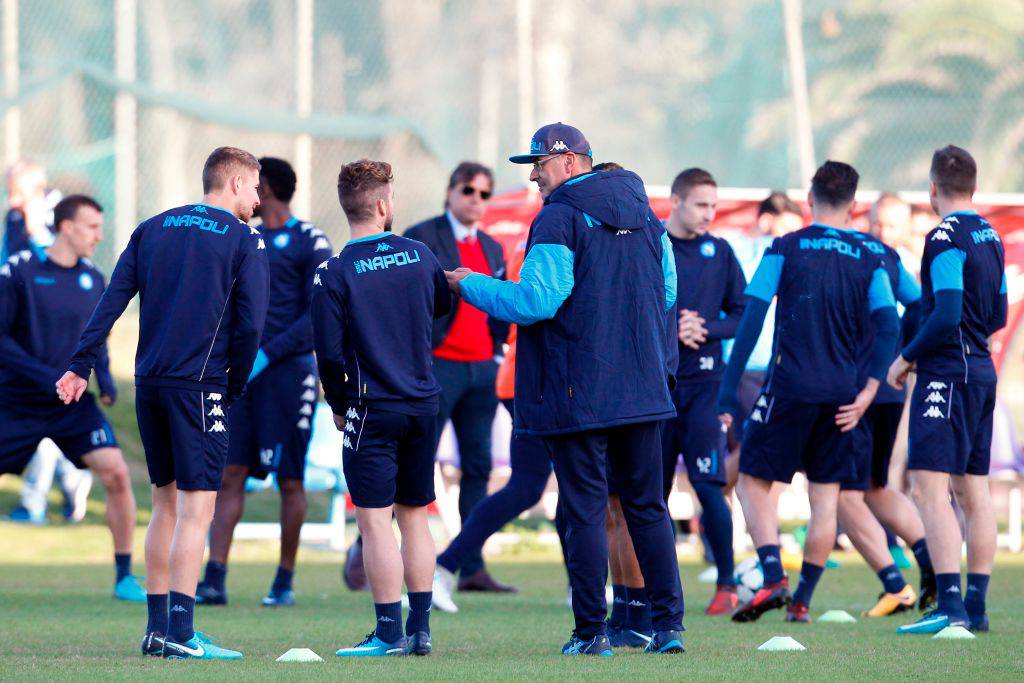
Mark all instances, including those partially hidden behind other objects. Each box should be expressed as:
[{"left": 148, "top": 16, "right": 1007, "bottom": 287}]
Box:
[
  {"left": 744, "top": 254, "right": 784, "bottom": 303},
  {"left": 460, "top": 243, "right": 575, "bottom": 326},
  {"left": 896, "top": 262, "right": 922, "bottom": 305},
  {"left": 931, "top": 249, "right": 966, "bottom": 292},
  {"left": 661, "top": 231, "right": 677, "bottom": 311},
  {"left": 868, "top": 267, "right": 897, "bottom": 312}
]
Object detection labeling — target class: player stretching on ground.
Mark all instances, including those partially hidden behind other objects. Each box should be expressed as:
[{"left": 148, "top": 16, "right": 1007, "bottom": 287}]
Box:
[
  {"left": 59, "top": 147, "right": 268, "bottom": 659},
  {"left": 198, "top": 157, "right": 332, "bottom": 608},
  {"left": 313, "top": 160, "right": 452, "bottom": 657},
  {"left": 719, "top": 160, "right": 900, "bottom": 623},
  {"left": 0, "top": 195, "right": 144, "bottom": 602},
  {"left": 838, "top": 227, "right": 938, "bottom": 617},
  {"left": 889, "top": 146, "right": 1006, "bottom": 635}
]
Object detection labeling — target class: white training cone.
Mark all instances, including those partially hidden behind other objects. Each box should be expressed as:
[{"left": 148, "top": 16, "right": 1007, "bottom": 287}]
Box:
[
  {"left": 818, "top": 609, "right": 857, "bottom": 623},
  {"left": 757, "top": 636, "right": 806, "bottom": 652},
  {"left": 697, "top": 567, "right": 719, "bottom": 584},
  {"left": 276, "top": 648, "right": 324, "bottom": 662},
  {"left": 932, "top": 626, "right": 975, "bottom": 640}
]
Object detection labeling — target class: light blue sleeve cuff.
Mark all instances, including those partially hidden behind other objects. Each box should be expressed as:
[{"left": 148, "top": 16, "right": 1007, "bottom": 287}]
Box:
[
  {"left": 247, "top": 348, "right": 270, "bottom": 382},
  {"left": 1000, "top": 272, "right": 1007, "bottom": 295},
  {"left": 869, "top": 266, "right": 897, "bottom": 312},
  {"left": 460, "top": 243, "right": 575, "bottom": 326},
  {"left": 931, "top": 248, "right": 966, "bottom": 292},
  {"left": 661, "top": 231, "right": 677, "bottom": 310},
  {"left": 896, "top": 262, "right": 922, "bottom": 304},
  {"left": 745, "top": 253, "right": 784, "bottom": 302}
]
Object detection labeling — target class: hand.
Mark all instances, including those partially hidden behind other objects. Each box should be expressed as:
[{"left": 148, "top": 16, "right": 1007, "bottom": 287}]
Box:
[
  {"left": 445, "top": 268, "right": 474, "bottom": 295},
  {"left": 333, "top": 414, "right": 346, "bottom": 432},
  {"left": 835, "top": 378, "right": 880, "bottom": 432},
  {"left": 100, "top": 393, "right": 115, "bottom": 407},
  {"left": 678, "top": 309, "right": 708, "bottom": 350},
  {"left": 887, "top": 355, "right": 914, "bottom": 390},
  {"left": 718, "top": 412, "right": 733, "bottom": 428},
  {"left": 55, "top": 371, "right": 88, "bottom": 405}
]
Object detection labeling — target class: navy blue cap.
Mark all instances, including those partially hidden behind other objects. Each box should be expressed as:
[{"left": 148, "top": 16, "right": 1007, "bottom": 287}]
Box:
[{"left": 509, "top": 122, "right": 593, "bottom": 164}]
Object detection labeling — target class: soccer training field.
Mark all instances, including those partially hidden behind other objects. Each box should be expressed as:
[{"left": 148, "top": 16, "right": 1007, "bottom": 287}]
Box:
[{"left": 1, "top": 518, "right": 1022, "bottom": 681}]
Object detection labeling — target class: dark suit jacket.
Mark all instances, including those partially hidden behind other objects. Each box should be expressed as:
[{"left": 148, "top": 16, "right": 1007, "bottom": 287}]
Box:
[{"left": 404, "top": 214, "right": 509, "bottom": 356}]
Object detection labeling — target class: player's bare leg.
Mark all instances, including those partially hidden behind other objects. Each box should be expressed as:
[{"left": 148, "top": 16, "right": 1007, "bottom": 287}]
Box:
[
  {"left": 840, "top": 490, "right": 916, "bottom": 615},
  {"left": 951, "top": 474, "right": 995, "bottom": 631},
  {"left": 732, "top": 473, "right": 791, "bottom": 622},
  {"left": 197, "top": 464, "right": 248, "bottom": 605}
]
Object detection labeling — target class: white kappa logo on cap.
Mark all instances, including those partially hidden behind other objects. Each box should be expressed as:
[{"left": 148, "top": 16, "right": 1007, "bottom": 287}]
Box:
[{"left": 549, "top": 140, "right": 569, "bottom": 152}]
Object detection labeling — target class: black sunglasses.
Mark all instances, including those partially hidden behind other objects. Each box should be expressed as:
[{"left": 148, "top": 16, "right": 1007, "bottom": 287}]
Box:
[{"left": 460, "top": 186, "right": 492, "bottom": 200}]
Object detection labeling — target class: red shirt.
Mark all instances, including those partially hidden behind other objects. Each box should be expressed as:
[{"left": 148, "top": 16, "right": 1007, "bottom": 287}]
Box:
[{"left": 434, "top": 235, "right": 494, "bottom": 362}]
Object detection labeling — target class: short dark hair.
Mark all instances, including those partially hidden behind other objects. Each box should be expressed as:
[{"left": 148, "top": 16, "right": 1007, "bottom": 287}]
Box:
[
  {"left": 337, "top": 159, "right": 393, "bottom": 223},
  {"left": 757, "top": 190, "right": 801, "bottom": 218},
  {"left": 810, "top": 160, "right": 859, "bottom": 208},
  {"left": 447, "top": 161, "right": 494, "bottom": 192},
  {"left": 930, "top": 145, "right": 976, "bottom": 198},
  {"left": 593, "top": 162, "right": 623, "bottom": 172},
  {"left": 202, "top": 146, "right": 260, "bottom": 193},
  {"left": 670, "top": 168, "right": 716, "bottom": 199},
  {"left": 54, "top": 194, "right": 102, "bottom": 230},
  {"left": 258, "top": 157, "right": 297, "bottom": 202}
]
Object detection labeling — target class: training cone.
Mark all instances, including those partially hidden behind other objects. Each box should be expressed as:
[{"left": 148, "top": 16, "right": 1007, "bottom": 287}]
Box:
[
  {"left": 757, "top": 636, "right": 806, "bottom": 652},
  {"left": 818, "top": 609, "right": 857, "bottom": 623},
  {"left": 276, "top": 648, "right": 324, "bottom": 662},
  {"left": 932, "top": 626, "right": 976, "bottom": 641},
  {"left": 697, "top": 566, "right": 719, "bottom": 584}
]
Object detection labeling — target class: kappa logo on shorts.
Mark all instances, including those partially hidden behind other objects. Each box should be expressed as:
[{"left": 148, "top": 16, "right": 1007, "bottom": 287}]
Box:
[
  {"left": 344, "top": 421, "right": 356, "bottom": 434},
  {"left": 301, "top": 389, "right": 316, "bottom": 402},
  {"left": 925, "top": 391, "right": 946, "bottom": 404},
  {"left": 756, "top": 396, "right": 768, "bottom": 408},
  {"left": 303, "top": 374, "right": 316, "bottom": 388},
  {"left": 208, "top": 404, "right": 224, "bottom": 417},
  {"left": 299, "top": 404, "right": 313, "bottom": 416},
  {"left": 927, "top": 381, "right": 948, "bottom": 390},
  {"left": 343, "top": 435, "right": 353, "bottom": 449},
  {"left": 296, "top": 417, "right": 310, "bottom": 430},
  {"left": 750, "top": 408, "right": 764, "bottom": 423},
  {"left": 346, "top": 407, "right": 360, "bottom": 421},
  {"left": 922, "top": 406, "right": 945, "bottom": 419},
  {"left": 207, "top": 393, "right": 222, "bottom": 402},
  {"left": 209, "top": 420, "right": 227, "bottom": 432}
]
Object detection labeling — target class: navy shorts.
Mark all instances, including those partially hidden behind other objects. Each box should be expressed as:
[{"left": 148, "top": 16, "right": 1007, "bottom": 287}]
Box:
[
  {"left": 136, "top": 385, "right": 229, "bottom": 491},
  {"left": 228, "top": 356, "right": 318, "bottom": 480},
  {"left": 341, "top": 404, "right": 436, "bottom": 508},
  {"left": 740, "top": 392, "right": 856, "bottom": 484},
  {"left": 662, "top": 382, "right": 727, "bottom": 494},
  {"left": 908, "top": 377, "right": 995, "bottom": 476},
  {"left": 842, "top": 402, "right": 904, "bottom": 491},
  {"left": 0, "top": 393, "right": 117, "bottom": 475}
]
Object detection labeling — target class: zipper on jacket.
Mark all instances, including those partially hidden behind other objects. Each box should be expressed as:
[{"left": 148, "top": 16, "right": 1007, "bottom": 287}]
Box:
[{"left": 568, "top": 385, "right": 573, "bottom": 399}]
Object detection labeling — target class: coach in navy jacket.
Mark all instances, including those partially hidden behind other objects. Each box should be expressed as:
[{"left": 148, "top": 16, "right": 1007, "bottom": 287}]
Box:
[{"left": 446, "top": 123, "right": 686, "bottom": 653}]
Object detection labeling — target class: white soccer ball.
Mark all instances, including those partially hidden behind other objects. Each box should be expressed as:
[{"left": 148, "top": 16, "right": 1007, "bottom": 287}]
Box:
[{"left": 733, "top": 556, "right": 764, "bottom": 603}]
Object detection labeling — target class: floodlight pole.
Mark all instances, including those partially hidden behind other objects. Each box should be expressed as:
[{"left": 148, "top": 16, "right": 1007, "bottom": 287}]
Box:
[
  {"left": 3, "top": 0, "right": 19, "bottom": 166},
  {"left": 114, "top": 0, "right": 137, "bottom": 249},
  {"left": 782, "top": 0, "right": 815, "bottom": 186},
  {"left": 294, "top": 0, "right": 314, "bottom": 220},
  {"left": 516, "top": 0, "right": 534, "bottom": 185}
]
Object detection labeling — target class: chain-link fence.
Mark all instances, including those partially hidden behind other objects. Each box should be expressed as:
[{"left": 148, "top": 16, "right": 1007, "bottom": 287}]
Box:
[{"left": 2, "top": 0, "right": 1023, "bottom": 271}]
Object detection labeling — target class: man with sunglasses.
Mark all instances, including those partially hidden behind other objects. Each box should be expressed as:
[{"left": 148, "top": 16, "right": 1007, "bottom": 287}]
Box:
[{"left": 399, "top": 162, "right": 512, "bottom": 595}]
